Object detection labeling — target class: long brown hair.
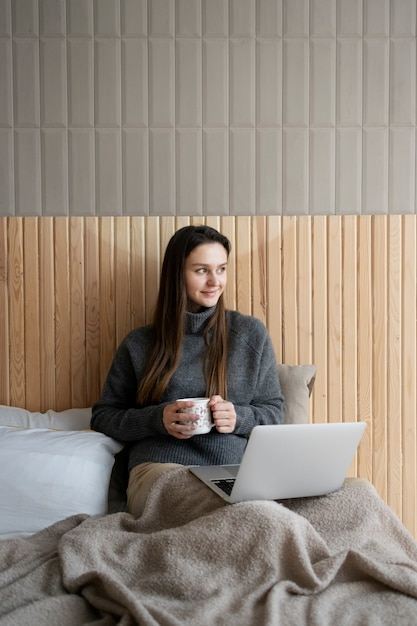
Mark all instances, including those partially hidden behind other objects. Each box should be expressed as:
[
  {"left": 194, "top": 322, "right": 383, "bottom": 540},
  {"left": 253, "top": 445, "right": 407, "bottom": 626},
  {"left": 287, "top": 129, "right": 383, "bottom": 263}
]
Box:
[{"left": 137, "top": 225, "right": 231, "bottom": 405}]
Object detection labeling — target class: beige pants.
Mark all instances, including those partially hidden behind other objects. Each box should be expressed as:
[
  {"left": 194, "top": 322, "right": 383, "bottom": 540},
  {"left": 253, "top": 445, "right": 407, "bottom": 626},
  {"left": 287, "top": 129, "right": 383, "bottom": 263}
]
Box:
[{"left": 127, "top": 462, "right": 182, "bottom": 518}]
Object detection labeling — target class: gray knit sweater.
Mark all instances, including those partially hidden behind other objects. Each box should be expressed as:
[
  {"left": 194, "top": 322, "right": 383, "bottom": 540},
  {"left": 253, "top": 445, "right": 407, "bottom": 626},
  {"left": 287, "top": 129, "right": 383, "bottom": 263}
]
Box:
[{"left": 91, "top": 306, "right": 285, "bottom": 472}]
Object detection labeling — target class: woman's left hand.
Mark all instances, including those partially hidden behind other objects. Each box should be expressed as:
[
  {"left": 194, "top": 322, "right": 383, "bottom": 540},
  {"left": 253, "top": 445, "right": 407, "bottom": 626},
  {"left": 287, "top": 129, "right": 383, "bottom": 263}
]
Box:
[{"left": 209, "top": 396, "right": 237, "bottom": 433}]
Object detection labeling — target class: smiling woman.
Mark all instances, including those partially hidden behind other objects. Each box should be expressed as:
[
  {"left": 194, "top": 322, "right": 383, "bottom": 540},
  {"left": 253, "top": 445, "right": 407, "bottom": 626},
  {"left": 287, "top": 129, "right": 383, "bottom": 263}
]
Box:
[
  {"left": 90, "top": 224, "right": 285, "bottom": 518},
  {"left": 184, "top": 243, "right": 228, "bottom": 313}
]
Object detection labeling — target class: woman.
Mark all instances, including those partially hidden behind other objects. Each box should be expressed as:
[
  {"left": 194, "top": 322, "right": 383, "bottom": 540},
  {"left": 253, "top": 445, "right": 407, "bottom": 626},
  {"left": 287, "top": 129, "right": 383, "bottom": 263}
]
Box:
[{"left": 91, "top": 225, "right": 285, "bottom": 516}]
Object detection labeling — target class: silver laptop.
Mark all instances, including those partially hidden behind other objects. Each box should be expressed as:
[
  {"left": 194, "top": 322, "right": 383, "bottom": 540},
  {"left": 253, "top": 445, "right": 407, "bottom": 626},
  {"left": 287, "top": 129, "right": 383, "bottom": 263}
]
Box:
[{"left": 189, "top": 422, "right": 366, "bottom": 503}]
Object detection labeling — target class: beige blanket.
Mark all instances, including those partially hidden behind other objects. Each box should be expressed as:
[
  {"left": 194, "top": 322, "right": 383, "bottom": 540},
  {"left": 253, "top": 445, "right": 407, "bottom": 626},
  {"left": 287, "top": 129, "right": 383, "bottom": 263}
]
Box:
[{"left": 1, "top": 469, "right": 417, "bottom": 625}]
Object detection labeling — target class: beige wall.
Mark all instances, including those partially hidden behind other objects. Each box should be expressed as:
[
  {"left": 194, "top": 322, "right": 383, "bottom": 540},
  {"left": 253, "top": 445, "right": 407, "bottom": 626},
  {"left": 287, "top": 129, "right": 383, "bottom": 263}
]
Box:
[
  {"left": 1, "top": 215, "right": 416, "bottom": 538},
  {"left": 1, "top": 0, "right": 417, "bottom": 217}
]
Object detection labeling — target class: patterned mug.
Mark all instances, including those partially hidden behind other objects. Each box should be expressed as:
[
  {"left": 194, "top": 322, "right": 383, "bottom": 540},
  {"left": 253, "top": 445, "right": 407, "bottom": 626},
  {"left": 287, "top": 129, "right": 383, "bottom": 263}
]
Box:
[{"left": 177, "top": 397, "right": 213, "bottom": 436}]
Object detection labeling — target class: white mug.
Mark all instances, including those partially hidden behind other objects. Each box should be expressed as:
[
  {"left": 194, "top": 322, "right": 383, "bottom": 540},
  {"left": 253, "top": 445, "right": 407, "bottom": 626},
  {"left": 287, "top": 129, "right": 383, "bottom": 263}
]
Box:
[{"left": 177, "top": 397, "right": 213, "bottom": 436}]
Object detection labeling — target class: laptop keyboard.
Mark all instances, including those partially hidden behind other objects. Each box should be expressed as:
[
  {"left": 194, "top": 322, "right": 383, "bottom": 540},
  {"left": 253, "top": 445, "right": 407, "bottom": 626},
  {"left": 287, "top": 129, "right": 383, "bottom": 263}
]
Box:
[{"left": 212, "top": 478, "right": 235, "bottom": 495}]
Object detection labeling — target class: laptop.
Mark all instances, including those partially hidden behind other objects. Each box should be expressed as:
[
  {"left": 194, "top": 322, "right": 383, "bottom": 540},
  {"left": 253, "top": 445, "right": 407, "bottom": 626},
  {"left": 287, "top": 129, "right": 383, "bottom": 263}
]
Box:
[{"left": 189, "top": 422, "right": 366, "bottom": 503}]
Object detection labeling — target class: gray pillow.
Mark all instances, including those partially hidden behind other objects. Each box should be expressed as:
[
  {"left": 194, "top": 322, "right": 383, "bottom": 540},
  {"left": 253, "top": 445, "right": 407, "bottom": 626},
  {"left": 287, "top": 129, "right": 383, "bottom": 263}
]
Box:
[{"left": 277, "top": 364, "right": 317, "bottom": 424}]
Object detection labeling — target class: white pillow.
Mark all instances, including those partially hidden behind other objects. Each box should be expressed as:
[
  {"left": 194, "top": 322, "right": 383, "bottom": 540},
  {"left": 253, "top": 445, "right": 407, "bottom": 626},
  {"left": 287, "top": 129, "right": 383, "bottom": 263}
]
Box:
[
  {"left": 0, "top": 405, "right": 92, "bottom": 430},
  {"left": 0, "top": 426, "right": 123, "bottom": 538}
]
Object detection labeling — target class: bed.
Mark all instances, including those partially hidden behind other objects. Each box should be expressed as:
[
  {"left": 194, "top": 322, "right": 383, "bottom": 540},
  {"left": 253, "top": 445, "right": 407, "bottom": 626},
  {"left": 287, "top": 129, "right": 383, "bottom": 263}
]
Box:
[{"left": 1, "top": 365, "right": 417, "bottom": 626}]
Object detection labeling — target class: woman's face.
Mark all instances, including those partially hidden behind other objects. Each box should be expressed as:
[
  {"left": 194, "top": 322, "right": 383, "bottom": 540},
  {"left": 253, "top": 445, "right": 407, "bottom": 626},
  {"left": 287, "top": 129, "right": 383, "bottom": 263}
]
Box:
[{"left": 184, "top": 243, "right": 228, "bottom": 312}]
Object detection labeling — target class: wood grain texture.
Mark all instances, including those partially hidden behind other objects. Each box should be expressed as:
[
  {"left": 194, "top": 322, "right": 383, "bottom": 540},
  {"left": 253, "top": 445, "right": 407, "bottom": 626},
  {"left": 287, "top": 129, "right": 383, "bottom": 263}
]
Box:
[
  {"left": 8, "top": 219, "right": 24, "bottom": 408},
  {"left": 23, "top": 218, "right": 40, "bottom": 411},
  {"left": 387, "top": 216, "right": 402, "bottom": 520},
  {"left": 54, "top": 218, "right": 71, "bottom": 411},
  {"left": 0, "top": 218, "right": 9, "bottom": 406},
  {"left": 401, "top": 216, "right": 417, "bottom": 535},
  {"left": 0, "top": 215, "right": 416, "bottom": 539}
]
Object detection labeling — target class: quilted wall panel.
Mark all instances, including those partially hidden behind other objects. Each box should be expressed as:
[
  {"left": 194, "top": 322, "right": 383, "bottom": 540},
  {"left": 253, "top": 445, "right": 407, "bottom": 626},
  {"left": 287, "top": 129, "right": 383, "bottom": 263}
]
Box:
[{"left": 0, "top": 0, "right": 416, "bottom": 216}]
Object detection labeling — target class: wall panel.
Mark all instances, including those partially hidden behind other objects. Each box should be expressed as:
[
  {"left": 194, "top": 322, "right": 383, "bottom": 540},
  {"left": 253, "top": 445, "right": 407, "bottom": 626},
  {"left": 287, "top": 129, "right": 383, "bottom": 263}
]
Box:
[
  {"left": 0, "top": 215, "right": 416, "bottom": 539},
  {"left": 1, "top": 0, "right": 417, "bottom": 217}
]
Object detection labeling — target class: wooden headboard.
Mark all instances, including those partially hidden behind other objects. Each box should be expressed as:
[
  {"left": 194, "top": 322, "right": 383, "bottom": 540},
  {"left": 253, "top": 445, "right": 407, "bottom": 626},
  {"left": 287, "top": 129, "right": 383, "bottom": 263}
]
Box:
[{"left": 1, "top": 215, "right": 416, "bottom": 539}]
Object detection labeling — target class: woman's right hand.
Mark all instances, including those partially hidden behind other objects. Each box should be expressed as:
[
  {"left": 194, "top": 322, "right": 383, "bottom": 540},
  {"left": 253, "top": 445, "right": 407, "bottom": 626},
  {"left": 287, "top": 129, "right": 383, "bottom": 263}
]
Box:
[{"left": 163, "top": 400, "right": 198, "bottom": 439}]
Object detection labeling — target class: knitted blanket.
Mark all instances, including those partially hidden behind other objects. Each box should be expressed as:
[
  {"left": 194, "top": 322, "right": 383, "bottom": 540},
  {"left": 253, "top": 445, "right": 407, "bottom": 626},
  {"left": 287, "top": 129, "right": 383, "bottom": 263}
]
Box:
[{"left": 1, "top": 469, "right": 417, "bottom": 625}]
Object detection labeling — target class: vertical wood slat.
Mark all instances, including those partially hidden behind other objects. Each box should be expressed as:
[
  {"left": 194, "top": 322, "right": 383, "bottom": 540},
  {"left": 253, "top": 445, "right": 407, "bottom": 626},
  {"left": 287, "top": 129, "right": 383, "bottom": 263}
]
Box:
[
  {"left": 266, "top": 216, "right": 282, "bottom": 361},
  {"left": 327, "top": 217, "right": 342, "bottom": 423},
  {"left": 85, "top": 218, "right": 100, "bottom": 407},
  {"left": 23, "top": 218, "right": 40, "bottom": 412},
  {"left": 54, "top": 218, "right": 71, "bottom": 411},
  {"left": 0, "top": 215, "right": 416, "bottom": 540},
  {"left": 235, "top": 216, "right": 251, "bottom": 316},
  {"left": 220, "top": 217, "right": 236, "bottom": 311},
  {"left": 70, "top": 218, "right": 86, "bottom": 408},
  {"left": 252, "top": 217, "right": 267, "bottom": 325},
  {"left": 115, "top": 217, "right": 131, "bottom": 347},
  {"left": 372, "top": 217, "right": 388, "bottom": 503},
  {"left": 312, "top": 216, "right": 328, "bottom": 422},
  {"left": 297, "top": 217, "right": 312, "bottom": 364},
  {"left": 0, "top": 218, "right": 9, "bottom": 405},
  {"left": 281, "top": 217, "right": 298, "bottom": 364},
  {"left": 341, "top": 216, "right": 359, "bottom": 478},
  {"left": 144, "top": 218, "right": 160, "bottom": 325},
  {"left": 402, "top": 216, "right": 417, "bottom": 535},
  {"left": 9, "top": 218, "right": 25, "bottom": 408},
  {"left": 342, "top": 216, "right": 358, "bottom": 426},
  {"left": 357, "top": 217, "right": 373, "bottom": 482},
  {"left": 387, "top": 216, "right": 402, "bottom": 522},
  {"left": 99, "top": 217, "right": 116, "bottom": 384},
  {"left": 39, "top": 218, "right": 56, "bottom": 411},
  {"left": 130, "top": 217, "right": 146, "bottom": 330}
]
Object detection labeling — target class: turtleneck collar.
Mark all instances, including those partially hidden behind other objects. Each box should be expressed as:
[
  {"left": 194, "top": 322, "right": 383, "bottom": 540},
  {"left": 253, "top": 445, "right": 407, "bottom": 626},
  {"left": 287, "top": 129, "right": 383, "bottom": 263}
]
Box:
[{"left": 185, "top": 305, "right": 216, "bottom": 334}]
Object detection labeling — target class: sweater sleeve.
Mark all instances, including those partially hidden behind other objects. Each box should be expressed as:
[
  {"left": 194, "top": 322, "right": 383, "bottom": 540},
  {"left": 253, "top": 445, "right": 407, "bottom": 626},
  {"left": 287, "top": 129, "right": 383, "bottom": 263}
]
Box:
[
  {"left": 90, "top": 336, "right": 168, "bottom": 442},
  {"left": 231, "top": 321, "right": 285, "bottom": 437}
]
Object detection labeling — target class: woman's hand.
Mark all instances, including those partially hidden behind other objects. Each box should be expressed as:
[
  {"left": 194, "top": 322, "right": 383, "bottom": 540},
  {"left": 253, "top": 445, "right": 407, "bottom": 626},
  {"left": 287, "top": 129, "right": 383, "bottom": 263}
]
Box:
[
  {"left": 209, "top": 396, "right": 237, "bottom": 433},
  {"left": 163, "top": 397, "right": 236, "bottom": 437},
  {"left": 163, "top": 400, "right": 198, "bottom": 439}
]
